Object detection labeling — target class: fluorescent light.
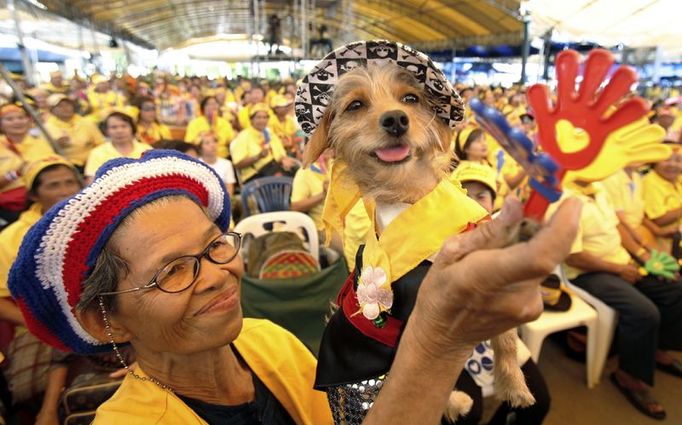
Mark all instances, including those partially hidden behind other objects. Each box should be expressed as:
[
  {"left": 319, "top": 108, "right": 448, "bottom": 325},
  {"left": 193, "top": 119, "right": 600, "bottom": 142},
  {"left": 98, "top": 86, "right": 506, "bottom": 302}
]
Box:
[{"left": 25, "top": 0, "right": 48, "bottom": 10}]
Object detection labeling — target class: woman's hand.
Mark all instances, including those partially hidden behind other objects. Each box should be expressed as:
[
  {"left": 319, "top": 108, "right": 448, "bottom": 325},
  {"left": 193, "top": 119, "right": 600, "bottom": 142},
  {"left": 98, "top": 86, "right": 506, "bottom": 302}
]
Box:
[{"left": 409, "top": 196, "right": 582, "bottom": 354}]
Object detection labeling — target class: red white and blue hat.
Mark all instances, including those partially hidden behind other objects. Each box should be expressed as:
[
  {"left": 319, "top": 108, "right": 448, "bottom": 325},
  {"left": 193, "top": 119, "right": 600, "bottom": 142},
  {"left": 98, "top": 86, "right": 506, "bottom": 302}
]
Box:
[{"left": 8, "top": 150, "right": 230, "bottom": 354}]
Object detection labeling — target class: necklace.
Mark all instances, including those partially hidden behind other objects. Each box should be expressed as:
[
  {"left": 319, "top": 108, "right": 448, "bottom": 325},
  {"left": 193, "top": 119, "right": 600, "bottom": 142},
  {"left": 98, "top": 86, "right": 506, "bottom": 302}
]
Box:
[{"left": 98, "top": 297, "right": 175, "bottom": 393}]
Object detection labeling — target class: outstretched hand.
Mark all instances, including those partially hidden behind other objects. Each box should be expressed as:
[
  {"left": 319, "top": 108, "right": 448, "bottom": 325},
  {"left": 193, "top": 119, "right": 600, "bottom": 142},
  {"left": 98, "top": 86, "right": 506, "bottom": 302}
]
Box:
[{"left": 410, "top": 196, "right": 582, "bottom": 352}]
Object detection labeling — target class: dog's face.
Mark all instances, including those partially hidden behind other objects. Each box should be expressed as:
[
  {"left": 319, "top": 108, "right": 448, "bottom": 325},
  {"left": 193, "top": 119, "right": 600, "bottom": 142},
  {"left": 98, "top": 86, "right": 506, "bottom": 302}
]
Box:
[{"left": 304, "top": 64, "right": 453, "bottom": 203}]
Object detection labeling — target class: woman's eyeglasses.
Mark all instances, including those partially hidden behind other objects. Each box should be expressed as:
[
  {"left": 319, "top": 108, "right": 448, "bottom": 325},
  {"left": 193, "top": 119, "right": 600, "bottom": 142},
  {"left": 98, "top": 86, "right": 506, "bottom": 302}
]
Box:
[{"left": 99, "top": 232, "right": 242, "bottom": 296}]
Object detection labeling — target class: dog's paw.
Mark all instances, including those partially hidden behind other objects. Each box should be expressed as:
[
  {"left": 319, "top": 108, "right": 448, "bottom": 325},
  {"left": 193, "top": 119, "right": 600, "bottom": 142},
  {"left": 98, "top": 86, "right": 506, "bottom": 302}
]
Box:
[
  {"left": 496, "top": 383, "right": 536, "bottom": 408},
  {"left": 444, "top": 390, "right": 473, "bottom": 422}
]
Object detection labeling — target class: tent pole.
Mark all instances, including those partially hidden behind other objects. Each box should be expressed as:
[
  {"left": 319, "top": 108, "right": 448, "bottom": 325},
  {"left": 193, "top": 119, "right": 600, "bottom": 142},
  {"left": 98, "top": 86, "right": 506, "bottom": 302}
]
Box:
[
  {"left": 520, "top": 10, "right": 530, "bottom": 85},
  {"left": 7, "top": 0, "right": 35, "bottom": 86}
]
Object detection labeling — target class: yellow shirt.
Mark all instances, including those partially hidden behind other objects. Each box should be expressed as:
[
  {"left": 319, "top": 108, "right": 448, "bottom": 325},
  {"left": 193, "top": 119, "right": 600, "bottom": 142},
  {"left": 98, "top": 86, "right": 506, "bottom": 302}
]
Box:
[
  {"left": 230, "top": 128, "right": 287, "bottom": 182},
  {"left": 268, "top": 115, "right": 298, "bottom": 144},
  {"left": 84, "top": 140, "right": 152, "bottom": 177},
  {"left": 137, "top": 122, "right": 172, "bottom": 146},
  {"left": 291, "top": 166, "right": 327, "bottom": 230},
  {"left": 602, "top": 169, "right": 645, "bottom": 229},
  {"left": 0, "top": 203, "right": 42, "bottom": 335},
  {"left": 642, "top": 170, "right": 682, "bottom": 221},
  {"left": 44, "top": 115, "right": 105, "bottom": 166},
  {"left": 0, "top": 134, "right": 55, "bottom": 193},
  {"left": 93, "top": 319, "right": 332, "bottom": 425},
  {"left": 546, "top": 182, "right": 631, "bottom": 279},
  {"left": 185, "top": 116, "right": 235, "bottom": 158},
  {"left": 86, "top": 90, "right": 125, "bottom": 122}
]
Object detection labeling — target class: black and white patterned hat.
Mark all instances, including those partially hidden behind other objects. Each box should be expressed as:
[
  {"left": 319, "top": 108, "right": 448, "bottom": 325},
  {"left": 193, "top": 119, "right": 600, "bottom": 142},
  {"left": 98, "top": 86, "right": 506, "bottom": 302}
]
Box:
[{"left": 295, "top": 39, "right": 464, "bottom": 135}]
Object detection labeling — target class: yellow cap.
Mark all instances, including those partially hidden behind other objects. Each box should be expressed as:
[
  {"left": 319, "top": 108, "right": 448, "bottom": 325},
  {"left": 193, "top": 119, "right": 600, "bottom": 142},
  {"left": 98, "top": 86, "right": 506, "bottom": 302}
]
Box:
[
  {"left": 91, "top": 74, "right": 108, "bottom": 85},
  {"left": 270, "top": 94, "right": 292, "bottom": 109},
  {"left": 47, "top": 94, "right": 72, "bottom": 109},
  {"left": 452, "top": 162, "right": 497, "bottom": 194},
  {"left": 456, "top": 126, "right": 476, "bottom": 152},
  {"left": 249, "top": 103, "right": 270, "bottom": 118},
  {"left": 23, "top": 156, "right": 76, "bottom": 189}
]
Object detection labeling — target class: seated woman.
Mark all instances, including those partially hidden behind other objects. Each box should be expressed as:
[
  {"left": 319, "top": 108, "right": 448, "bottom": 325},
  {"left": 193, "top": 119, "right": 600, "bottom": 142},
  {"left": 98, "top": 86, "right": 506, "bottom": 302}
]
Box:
[
  {"left": 185, "top": 96, "right": 235, "bottom": 159},
  {"left": 136, "top": 97, "right": 172, "bottom": 145},
  {"left": 290, "top": 148, "right": 331, "bottom": 236},
  {"left": 7, "top": 150, "right": 579, "bottom": 425},
  {"left": 231, "top": 103, "right": 298, "bottom": 184}
]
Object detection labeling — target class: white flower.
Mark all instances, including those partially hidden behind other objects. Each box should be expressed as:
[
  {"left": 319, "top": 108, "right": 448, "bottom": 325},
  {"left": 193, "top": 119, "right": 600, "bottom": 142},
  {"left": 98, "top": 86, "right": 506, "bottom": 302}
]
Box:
[{"left": 356, "top": 266, "right": 393, "bottom": 320}]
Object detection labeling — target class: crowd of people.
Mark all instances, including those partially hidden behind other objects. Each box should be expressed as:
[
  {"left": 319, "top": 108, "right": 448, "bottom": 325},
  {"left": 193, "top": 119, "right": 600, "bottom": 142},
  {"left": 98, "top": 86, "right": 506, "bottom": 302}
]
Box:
[{"left": 0, "top": 67, "right": 680, "bottom": 424}]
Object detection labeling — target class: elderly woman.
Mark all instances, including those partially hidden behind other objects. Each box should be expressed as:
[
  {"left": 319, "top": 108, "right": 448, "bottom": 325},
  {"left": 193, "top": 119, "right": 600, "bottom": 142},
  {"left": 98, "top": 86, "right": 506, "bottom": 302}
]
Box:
[{"left": 8, "top": 150, "right": 579, "bottom": 425}]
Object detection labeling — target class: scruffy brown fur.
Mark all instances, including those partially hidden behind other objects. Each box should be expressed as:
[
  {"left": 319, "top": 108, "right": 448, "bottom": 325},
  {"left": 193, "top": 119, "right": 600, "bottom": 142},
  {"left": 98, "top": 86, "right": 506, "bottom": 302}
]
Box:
[{"left": 305, "top": 63, "right": 535, "bottom": 421}]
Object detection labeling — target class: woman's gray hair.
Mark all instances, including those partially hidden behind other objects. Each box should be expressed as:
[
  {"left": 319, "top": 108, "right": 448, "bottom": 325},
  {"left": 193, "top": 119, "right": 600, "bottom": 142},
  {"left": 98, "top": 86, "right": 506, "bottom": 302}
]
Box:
[{"left": 77, "top": 246, "right": 129, "bottom": 312}]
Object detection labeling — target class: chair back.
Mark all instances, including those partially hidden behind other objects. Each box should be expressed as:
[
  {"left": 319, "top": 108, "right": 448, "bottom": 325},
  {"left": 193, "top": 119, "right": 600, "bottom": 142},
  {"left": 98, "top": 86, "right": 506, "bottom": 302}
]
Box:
[
  {"left": 235, "top": 211, "right": 320, "bottom": 264},
  {"left": 240, "top": 176, "right": 293, "bottom": 216}
]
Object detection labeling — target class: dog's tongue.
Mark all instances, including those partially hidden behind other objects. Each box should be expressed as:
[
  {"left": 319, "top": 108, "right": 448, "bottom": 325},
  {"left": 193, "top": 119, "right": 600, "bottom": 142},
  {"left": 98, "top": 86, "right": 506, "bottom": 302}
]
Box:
[{"left": 375, "top": 145, "right": 410, "bottom": 162}]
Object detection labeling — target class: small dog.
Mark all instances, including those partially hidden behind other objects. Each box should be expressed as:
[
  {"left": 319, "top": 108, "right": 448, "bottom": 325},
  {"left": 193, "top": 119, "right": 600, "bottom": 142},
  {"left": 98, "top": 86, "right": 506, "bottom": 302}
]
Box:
[{"left": 304, "top": 63, "right": 535, "bottom": 422}]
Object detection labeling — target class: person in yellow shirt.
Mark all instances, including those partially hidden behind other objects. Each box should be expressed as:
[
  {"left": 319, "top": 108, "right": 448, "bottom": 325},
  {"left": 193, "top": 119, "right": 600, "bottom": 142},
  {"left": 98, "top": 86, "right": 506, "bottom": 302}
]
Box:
[
  {"left": 269, "top": 95, "right": 298, "bottom": 155},
  {"left": 136, "top": 97, "right": 171, "bottom": 145},
  {"left": 44, "top": 94, "right": 104, "bottom": 171},
  {"left": 84, "top": 112, "right": 152, "bottom": 182},
  {"left": 642, "top": 145, "right": 682, "bottom": 255},
  {"left": 185, "top": 96, "right": 235, "bottom": 158},
  {"left": 0, "top": 103, "right": 55, "bottom": 221},
  {"left": 86, "top": 75, "right": 125, "bottom": 123},
  {"left": 501, "top": 93, "right": 526, "bottom": 126},
  {"left": 231, "top": 103, "right": 298, "bottom": 183},
  {"left": 0, "top": 156, "right": 81, "bottom": 410},
  {"left": 291, "top": 149, "right": 331, "bottom": 234},
  {"left": 41, "top": 70, "right": 69, "bottom": 95},
  {"left": 237, "top": 86, "right": 267, "bottom": 130},
  {"left": 547, "top": 180, "right": 682, "bottom": 420}
]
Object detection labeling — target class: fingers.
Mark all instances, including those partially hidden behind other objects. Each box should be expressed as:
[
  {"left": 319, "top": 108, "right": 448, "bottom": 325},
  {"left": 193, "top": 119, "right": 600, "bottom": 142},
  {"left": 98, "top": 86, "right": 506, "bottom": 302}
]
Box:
[
  {"left": 592, "top": 67, "right": 637, "bottom": 115},
  {"left": 433, "top": 197, "right": 524, "bottom": 267},
  {"left": 604, "top": 98, "right": 650, "bottom": 133},
  {"left": 457, "top": 197, "right": 582, "bottom": 289},
  {"left": 579, "top": 49, "right": 614, "bottom": 104},
  {"left": 555, "top": 50, "right": 580, "bottom": 109},
  {"left": 526, "top": 85, "right": 552, "bottom": 120}
]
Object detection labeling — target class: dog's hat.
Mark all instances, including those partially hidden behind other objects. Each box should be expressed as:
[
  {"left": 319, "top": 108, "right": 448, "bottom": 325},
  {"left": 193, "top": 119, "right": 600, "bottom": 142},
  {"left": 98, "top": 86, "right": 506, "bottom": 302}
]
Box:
[
  {"left": 8, "top": 150, "right": 230, "bottom": 354},
  {"left": 295, "top": 39, "right": 464, "bottom": 135}
]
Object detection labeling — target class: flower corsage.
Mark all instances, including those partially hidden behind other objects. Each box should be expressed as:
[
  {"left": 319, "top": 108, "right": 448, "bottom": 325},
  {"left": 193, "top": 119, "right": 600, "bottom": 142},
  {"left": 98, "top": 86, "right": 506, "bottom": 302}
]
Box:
[{"left": 355, "top": 266, "right": 393, "bottom": 327}]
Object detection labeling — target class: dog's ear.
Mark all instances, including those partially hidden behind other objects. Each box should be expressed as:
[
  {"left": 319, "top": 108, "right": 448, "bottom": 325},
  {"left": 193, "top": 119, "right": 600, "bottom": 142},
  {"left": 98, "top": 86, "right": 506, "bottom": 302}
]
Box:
[{"left": 303, "top": 112, "right": 332, "bottom": 166}]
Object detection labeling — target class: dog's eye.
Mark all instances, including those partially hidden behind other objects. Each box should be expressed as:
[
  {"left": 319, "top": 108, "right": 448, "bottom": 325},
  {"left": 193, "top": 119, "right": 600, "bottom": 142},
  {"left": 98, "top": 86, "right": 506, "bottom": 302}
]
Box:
[
  {"left": 346, "top": 100, "right": 363, "bottom": 111},
  {"left": 402, "top": 94, "right": 419, "bottom": 104}
]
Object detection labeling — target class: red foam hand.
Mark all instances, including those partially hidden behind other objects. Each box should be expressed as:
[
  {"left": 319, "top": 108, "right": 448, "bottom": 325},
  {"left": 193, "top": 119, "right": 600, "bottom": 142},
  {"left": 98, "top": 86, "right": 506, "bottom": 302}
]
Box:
[{"left": 527, "top": 49, "right": 649, "bottom": 170}]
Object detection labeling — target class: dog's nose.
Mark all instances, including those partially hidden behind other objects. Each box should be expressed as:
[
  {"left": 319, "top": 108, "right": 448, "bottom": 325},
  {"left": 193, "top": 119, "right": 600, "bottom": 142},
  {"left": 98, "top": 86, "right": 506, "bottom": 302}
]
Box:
[{"left": 380, "top": 110, "right": 409, "bottom": 137}]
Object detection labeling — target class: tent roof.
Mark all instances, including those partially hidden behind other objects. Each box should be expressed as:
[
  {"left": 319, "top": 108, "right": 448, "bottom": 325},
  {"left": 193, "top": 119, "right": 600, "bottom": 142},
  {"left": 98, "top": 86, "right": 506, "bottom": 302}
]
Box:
[
  {"left": 529, "top": 0, "right": 680, "bottom": 56},
  {"left": 30, "top": 0, "right": 523, "bottom": 51}
]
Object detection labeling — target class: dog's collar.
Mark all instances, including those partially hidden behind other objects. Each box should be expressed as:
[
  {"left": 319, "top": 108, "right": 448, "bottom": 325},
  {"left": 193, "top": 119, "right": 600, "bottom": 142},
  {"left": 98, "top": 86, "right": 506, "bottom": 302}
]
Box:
[{"left": 295, "top": 39, "right": 464, "bottom": 136}]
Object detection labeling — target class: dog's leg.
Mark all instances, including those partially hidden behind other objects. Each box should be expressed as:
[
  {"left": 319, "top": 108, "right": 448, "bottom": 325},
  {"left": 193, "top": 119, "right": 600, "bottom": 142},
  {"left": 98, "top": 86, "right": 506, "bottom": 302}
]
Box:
[
  {"left": 491, "top": 329, "right": 536, "bottom": 408},
  {"left": 443, "top": 390, "right": 473, "bottom": 423}
]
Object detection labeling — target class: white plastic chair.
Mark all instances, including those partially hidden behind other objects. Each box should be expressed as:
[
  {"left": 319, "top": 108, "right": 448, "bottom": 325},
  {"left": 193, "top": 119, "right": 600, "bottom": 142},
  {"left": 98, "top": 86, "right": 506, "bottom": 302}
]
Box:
[
  {"left": 561, "top": 266, "right": 618, "bottom": 387},
  {"left": 519, "top": 266, "right": 599, "bottom": 388},
  {"left": 234, "top": 211, "right": 320, "bottom": 264}
]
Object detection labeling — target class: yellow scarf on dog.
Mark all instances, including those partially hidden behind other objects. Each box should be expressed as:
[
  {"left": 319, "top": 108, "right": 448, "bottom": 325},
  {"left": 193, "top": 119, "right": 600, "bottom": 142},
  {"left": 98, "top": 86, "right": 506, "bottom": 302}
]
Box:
[{"left": 323, "top": 159, "right": 488, "bottom": 288}]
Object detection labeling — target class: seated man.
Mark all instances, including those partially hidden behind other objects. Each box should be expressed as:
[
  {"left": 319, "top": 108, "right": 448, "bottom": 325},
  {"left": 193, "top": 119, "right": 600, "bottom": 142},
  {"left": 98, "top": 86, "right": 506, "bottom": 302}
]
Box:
[{"left": 547, "top": 178, "right": 682, "bottom": 420}]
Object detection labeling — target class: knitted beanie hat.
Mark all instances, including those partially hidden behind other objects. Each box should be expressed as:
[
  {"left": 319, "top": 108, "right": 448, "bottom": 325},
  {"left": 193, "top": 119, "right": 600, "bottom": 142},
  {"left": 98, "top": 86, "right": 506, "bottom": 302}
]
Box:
[{"left": 8, "top": 149, "right": 230, "bottom": 354}]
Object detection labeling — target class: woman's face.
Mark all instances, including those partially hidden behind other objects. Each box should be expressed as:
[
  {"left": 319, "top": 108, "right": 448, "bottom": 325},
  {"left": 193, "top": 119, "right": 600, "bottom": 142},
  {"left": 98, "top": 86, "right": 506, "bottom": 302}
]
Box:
[
  {"left": 462, "top": 181, "right": 494, "bottom": 214},
  {"left": 465, "top": 135, "right": 488, "bottom": 161},
  {"left": 139, "top": 101, "right": 157, "bottom": 123},
  {"left": 655, "top": 150, "right": 682, "bottom": 182},
  {"left": 110, "top": 198, "right": 244, "bottom": 354},
  {"left": 251, "top": 111, "right": 269, "bottom": 131},
  {"left": 106, "top": 116, "right": 134, "bottom": 144},
  {"left": 203, "top": 98, "right": 219, "bottom": 116},
  {"left": 1, "top": 110, "right": 30, "bottom": 136},
  {"left": 201, "top": 136, "right": 218, "bottom": 156}
]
